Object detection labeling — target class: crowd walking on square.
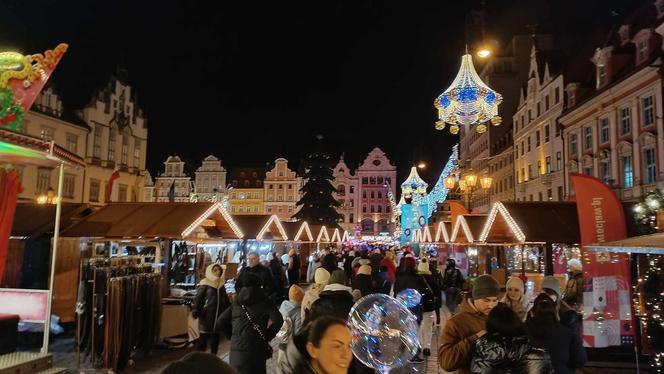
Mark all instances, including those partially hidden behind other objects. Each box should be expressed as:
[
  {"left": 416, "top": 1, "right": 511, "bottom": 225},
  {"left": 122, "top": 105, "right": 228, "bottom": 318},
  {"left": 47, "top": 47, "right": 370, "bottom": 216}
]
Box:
[{"left": 165, "top": 245, "right": 586, "bottom": 374}]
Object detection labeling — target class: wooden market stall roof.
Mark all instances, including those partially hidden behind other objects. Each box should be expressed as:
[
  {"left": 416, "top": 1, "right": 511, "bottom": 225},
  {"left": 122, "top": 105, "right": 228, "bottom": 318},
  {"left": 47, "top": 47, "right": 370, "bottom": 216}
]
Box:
[
  {"left": 586, "top": 232, "right": 664, "bottom": 254},
  {"left": 283, "top": 221, "right": 315, "bottom": 242},
  {"left": 309, "top": 223, "right": 342, "bottom": 243},
  {"left": 12, "top": 203, "right": 93, "bottom": 238},
  {"left": 450, "top": 214, "right": 487, "bottom": 243},
  {"left": 61, "top": 202, "right": 243, "bottom": 239},
  {"left": 232, "top": 214, "right": 288, "bottom": 241},
  {"left": 478, "top": 202, "right": 580, "bottom": 244},
  {"left": 0, "top": 128, "right": 85, "bottom": 167}
]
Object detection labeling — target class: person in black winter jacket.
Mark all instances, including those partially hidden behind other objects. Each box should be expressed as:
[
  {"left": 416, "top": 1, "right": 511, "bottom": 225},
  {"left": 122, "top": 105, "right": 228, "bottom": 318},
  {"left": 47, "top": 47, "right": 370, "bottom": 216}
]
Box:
[
  {"left": 269, "top": 253, "right": 287, "bottom": 304},
  {"left": 472, "top": 303, "right": 552, "bottom": 374},
  {"left": 526, "top": 294, "right": 586, "bottom": 374},
  {"left": 375, "top": 265, "right": 392, "bottom": 295},
  {"left": 216, "top": 272, "right": 283, "bottom": 374},
  {"left": 351, "top": 265, "right": 375, "bottom": 297},
  {"left": 192, "top": 264, "right": 230, "bottom": 354},
  {"left": 416, "top": 259, "right": 441, "bottom": 357},
  {"left": 393, "top": 256, "right": 420, "bottom": 295},
  {"left": 238, "top": 251, "right": 275, "bottom": 298},
  {"left": 286, "top": 248, "right": 301, "bottom": 286},
  {"left": 321, "top": 251, "right": 340, "bottom": 274}
]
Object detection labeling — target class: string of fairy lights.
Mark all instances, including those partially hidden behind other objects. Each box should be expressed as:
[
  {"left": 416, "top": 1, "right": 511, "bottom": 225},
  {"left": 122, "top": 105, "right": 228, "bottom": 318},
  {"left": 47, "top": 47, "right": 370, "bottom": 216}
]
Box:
[{"left": 633, "top": 254, "right": 664, "bottom": 372}]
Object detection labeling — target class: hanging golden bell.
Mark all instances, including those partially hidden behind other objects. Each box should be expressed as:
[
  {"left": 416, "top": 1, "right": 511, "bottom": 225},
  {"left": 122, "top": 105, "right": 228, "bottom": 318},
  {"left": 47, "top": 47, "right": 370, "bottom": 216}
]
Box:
[
  {"left": 476, "top": 124, "right": 487, "bottom": 134},
  {"left": 435, "top": 120, "right": 446, "bottom": 130},
  {"left": 491, "top": 116, "right": 502, "bottom": 126},
  {"left": 450, "top": 125, "right": 459, "bottom": 135}
]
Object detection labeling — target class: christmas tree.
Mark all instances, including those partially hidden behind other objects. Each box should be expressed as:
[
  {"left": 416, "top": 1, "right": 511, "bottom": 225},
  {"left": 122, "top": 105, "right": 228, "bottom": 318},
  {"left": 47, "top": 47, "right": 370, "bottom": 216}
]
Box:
[{"left": 293, "top": 137, "right": 342, "bottom": 225}]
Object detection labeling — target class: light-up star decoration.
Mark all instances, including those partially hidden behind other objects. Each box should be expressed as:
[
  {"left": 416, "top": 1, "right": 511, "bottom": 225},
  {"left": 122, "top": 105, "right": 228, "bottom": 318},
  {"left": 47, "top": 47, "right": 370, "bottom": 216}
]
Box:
[{"left": 434, "top": 53, "right": 502, "bottom": 135}]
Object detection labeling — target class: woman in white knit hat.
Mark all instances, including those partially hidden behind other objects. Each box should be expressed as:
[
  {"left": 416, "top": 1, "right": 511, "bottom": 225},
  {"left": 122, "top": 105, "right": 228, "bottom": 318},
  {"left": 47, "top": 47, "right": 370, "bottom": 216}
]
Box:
[
  {"left": 500, "top": 276, "right": 528, "bottom": 321},
  {"left": 300, "top": 267, "right": 330, "bottom": 320}
]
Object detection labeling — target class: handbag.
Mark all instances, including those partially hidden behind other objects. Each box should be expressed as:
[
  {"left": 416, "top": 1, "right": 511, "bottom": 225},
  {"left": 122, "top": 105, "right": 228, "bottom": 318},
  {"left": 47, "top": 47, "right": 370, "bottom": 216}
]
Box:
[{"left": 241, "top": 305, "right": 274, "bottom": 358}]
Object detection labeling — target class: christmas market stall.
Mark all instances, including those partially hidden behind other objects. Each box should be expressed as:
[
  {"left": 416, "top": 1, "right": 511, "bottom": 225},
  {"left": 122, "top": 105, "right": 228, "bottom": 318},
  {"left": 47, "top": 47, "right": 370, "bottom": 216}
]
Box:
[
  {"left": 231, "top": 214, "right": 289, "bottom": 262},
  {"left": 449, "top": 214, "right": 487, "bottom": 278},
  {"left": 477, "top": 201, "right": 580, "bottom": 296},
  {"left": 281, "top": 220, "right": 317, "bottom": 281},
  {"left": 60, "top": 202, "right": 242, "bottom": 370},
  {"left": 586, "top": 233, "right": 664, "bottom": 371}
]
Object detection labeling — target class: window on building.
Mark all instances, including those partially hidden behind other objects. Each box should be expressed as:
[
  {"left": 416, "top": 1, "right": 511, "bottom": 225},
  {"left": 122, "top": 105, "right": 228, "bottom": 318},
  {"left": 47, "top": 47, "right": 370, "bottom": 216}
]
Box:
[
  {"left": 89, "top": 179, "right": 100, "bottom": 202},
  {"left": 362, "top": 177, "right": 368, "bottom": 184},
  {"left": 386, "top": 205, "right": 390, "bottom": 213},
  {"left": 545, "top": 156, "right": 551, "bottom": 174},
  {"left": 370, "top": 205, "right": 375, "bottom": 213},
  {"left": 377, "top": 177, "right": 383, "bottom": 184},
  {"left": 378, "top": 191, "right": 382, "bottom": 199},
  {"left": 544, "top": 125, "right": 550, "bottom": 143},
  {"left": 370, "top": 191, "right": 375, "bottom": 199},
  {"left": 528, "top": 109, "right": 532, "bottom": 121},
  {"left": 278, "top": 184, "right": 283, "bottom": 189},
  {"left": 288, "top": 206, "right": 293, "bottom": 213},
  {"left": 133, "top": 139, "right": 141, "bottom": 167},
  {"left": 370, "top": 177, "right": 376, "bottom": 184},
  {"left": 570, "top": 133, "right": 578, "bottom": 156},
  {"left": 529, "top": 194, "right": 533, "bottom": 201},
  {"left": 537, "top": 102, "right": 541, "bottom": 117},
  {"left": 638, "top": 39, "right": 649, "bottom": 62},
  {"left": 337, "top": 185, "right": 345, "bottom": 195},
  {"left": 121, "top": 134, "right": 129, "bottom": 165},
  {"left": 555, "top": 152, "right": 562, "bottom": 171},
  {"left": 267, "top": 206, "right": 272, "bottom": 213},
  {"left": 645, "top": 148, "right": 657, "bottom": 184},
  {"left": 527, "top": 164, "right": 532, "bottom": 180},
  {"left": 108, "top": 129, "right": 116, "bottom": 161},
  {"left": 536, "top": 131, "right": 540, "bottom": 147},
  {"left": 527, "top": 137, "right": 531, "bottom": 152},
  {"left": 93, "top": 125, "right": 102, "bottom": 158},
  {"left": 600, "top": 118, "right": 609, "bottom": 143},
  {"left": 584, "top": 166, "right": 593, "bottom": 176},
  {"left": 377, "top": 205, "right": 382, "bottom": 213},
  {"left": 545, "top": 95, "right": 550, "bottom": 111},
  {"left": 643, "top": 95, "right": 655, "bottom": 127},
  {"left": 583, "top": 126, "right": 592, "bottom": 150},
  {"left": 597, "top": 65, "right": 606, "bottom": 87},
  {"left": 520, "top": 168, "right": 524, "bottom": 182},
  {"left": 36, "top": 168, "right": 51, "bottom": 193},
  {"left": 278, "top": 195, "right": 283, "bottom": 201},
  {"left": 537, "top": 160, "right": 542, "bottom": 175},
  {"left": 555, "top": 87, "right": 560, "bottom": 104},
  {"left": 520, "top": 141, "right": 524, "bottom": 156},
  {"left": 349, "top": 186, "right": 355, "bottom": 193},
  {"left": 538, "top": 192, "right": 543, "bottom": 201},
  {"left": 65, "top": 133, "right": 78, "bottom": 153},
  {"left": 622, "top": 155, "right": 633, "bottom": 188},
  {"left": 63, "top": 174, "right": 76, "bottom": 198},
  {"left": 118, "top": 184, "right": 128, "bottom": 202},
  {"left": 515, "top": 144, "right": 519, "bottom": 157},
  {"left": 40, "top": 126, "right": 54, "bottom": 142},
  {"left": 349, "top": 214, "right": 354, "bottom": 223},
  {"left": 363, "top": 205, "right": 367, "bottom": 213},
  {"left": 600, "top": 160, "right": 611, "bottom": 184},
  {"left": 620, "top": 107, "right": 631, "bottom": 135}
]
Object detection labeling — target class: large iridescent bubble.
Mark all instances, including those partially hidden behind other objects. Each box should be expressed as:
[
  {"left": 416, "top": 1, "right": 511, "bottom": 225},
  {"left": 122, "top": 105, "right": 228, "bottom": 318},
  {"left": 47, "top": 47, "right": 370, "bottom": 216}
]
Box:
[
  {"left": 396, "top": 288, "right": 422, "bottom": 308},
  {"left": 348, "top": 294, "right": 419, "bottom": 374}
]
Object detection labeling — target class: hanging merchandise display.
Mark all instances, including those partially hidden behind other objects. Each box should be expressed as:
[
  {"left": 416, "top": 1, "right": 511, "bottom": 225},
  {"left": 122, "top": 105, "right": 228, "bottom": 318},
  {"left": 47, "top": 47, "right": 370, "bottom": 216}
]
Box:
[{"left": 434, "top": 53, "right": 502, "bottom": 135}]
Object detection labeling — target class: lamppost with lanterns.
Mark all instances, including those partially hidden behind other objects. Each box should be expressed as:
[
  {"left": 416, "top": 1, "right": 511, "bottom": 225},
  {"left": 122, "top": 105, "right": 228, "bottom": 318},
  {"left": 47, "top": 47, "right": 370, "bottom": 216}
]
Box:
[{"left": 444, "top": 169, "right": 492, "bottom": 211}]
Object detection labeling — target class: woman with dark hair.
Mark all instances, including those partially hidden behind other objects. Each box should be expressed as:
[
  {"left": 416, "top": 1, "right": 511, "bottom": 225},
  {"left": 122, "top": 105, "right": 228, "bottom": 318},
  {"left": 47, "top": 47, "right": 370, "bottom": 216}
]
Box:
[
  {"left": 278, "top": 316, "right": 353, "bottom": 374},
  {"left": 526, "top": 294, "right": 586, "bottom": 374},
  {"left": 471, "top": 304, "right": 552, "bottom": 374}
]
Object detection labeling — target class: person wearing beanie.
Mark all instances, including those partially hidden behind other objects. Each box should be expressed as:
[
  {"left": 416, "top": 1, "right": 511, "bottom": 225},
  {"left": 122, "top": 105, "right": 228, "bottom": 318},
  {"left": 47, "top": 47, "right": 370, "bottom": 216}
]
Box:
[
  {"left": 301, "top": 268, "right": 330, "bottom": 320},
  {"left": 538, "top": 275, "right": 580, "bottom": 334},
  {"left": 416, "top": 258, "right": 441, "bottom": 358},
  {"left": 563, "top": 260, "right": 584, "bottom": 311},
  {"left": 161, "top": 352, "right": 236, "bottom": 374},
  {"left": 277, "top": 285, "right": 305, "bottom": 360},
  {"left": 439, "top": 274, "right": 500, "bottom": 374},
  {"left": 500, "top": 276, "right": 528, "bottom": 321},
  {"left": 352, "top": 265, "right": 375, "bottom": 297},
  {"left": 192, "top": 264, "right": 230, "bottom": 354},
  {"left": 305, "top": 270, "right": 356, "bottom": 326}
]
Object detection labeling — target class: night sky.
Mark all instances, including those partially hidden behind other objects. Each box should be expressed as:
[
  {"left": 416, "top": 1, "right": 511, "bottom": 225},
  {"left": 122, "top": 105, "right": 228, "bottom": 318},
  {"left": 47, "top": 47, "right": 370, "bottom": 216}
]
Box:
[{"left": 1, "top": 0, "right": 633, "bottom": 184}]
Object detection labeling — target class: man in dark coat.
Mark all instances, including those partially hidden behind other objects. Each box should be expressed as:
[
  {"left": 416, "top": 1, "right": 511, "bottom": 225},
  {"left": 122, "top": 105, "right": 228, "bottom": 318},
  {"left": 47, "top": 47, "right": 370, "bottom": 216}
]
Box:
[
  {"left": 216, "top": 272, "right": 283, "bottom": 374},
  {"left": 238, "top": 251, "right": 274, "bottom": 298},
  {"left": 442, "top": 258, "right": 464, "bottom": 314},
  {"left": 268, "top": 252, "right": 287, "bottom": 304}
]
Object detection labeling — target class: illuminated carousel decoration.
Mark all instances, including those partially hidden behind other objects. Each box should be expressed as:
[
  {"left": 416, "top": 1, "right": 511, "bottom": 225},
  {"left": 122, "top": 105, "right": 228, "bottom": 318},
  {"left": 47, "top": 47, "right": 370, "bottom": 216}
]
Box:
[
  {"left": 0, "top": 44, "right": 68, "bottom": 131},
  {"left": 434, "top": 52, "right": 502, "bottom": 135}
]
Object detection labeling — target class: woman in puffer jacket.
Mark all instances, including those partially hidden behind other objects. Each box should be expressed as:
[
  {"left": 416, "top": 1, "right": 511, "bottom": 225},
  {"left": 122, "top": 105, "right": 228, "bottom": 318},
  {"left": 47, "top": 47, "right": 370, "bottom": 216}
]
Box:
[
  {"left": 192, "top": 263, "right": 230, "bottom": 354},
  {"left": 472, "top": 304, "right": 552, "bottom": 374}
]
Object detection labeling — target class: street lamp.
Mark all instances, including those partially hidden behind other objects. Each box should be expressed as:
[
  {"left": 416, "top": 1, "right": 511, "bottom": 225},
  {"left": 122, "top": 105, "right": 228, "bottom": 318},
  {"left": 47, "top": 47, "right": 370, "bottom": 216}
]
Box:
[
  {"left": 477, "top": 49, "right": 491, "bottom": 58},
  {"left": 444, "top": 170, "right": 492, "bottom": 210},
  {"left": 36, "top": 187, "right": 56, "bottom": 204}
]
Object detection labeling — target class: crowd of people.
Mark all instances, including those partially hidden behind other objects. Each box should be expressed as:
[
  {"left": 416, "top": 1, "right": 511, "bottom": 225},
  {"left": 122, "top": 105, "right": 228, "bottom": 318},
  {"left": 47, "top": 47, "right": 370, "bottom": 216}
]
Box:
[{"left": 165, "top": 245, "right": 587, "bottom": 374}]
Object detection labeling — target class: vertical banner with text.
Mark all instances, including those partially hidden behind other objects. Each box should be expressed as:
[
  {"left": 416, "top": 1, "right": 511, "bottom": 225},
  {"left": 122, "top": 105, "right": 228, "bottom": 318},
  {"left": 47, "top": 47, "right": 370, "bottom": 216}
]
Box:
[{"left": 570, "top": 173, "right": 635, "bottom": 348}]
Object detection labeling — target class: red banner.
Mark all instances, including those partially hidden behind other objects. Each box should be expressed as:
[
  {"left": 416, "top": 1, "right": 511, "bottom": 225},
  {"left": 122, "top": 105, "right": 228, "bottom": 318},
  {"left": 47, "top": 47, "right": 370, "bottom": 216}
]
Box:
[{"left": 570, "top": 173, "right": 635, "bottom": 348}]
